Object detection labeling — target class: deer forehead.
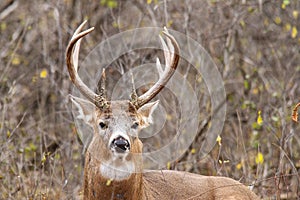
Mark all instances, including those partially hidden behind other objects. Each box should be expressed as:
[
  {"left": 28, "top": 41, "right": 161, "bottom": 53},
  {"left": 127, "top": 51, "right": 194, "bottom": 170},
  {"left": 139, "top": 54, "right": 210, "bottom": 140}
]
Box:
[{"left": 95, "top": 100, "right": 141, "bottom": 122}]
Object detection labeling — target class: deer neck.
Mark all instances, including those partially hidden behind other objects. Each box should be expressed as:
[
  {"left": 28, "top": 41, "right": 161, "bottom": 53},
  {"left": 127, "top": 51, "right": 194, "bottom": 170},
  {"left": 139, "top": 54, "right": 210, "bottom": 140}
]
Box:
[{"left": 83, "top": 137, "right": 144, "bottom": 200}]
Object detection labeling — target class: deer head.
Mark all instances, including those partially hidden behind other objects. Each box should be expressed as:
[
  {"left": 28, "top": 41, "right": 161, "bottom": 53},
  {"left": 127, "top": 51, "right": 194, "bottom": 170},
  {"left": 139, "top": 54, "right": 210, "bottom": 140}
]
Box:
[{"left": 66, "top": 21, "right": 179, "bottom": 180}]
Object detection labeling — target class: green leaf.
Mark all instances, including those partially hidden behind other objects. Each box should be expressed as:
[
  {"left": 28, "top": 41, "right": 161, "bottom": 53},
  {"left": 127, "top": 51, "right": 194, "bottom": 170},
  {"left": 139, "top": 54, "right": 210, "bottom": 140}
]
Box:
[
  {"left": 244, "top": 80, "right": 249, "bottom": 90},
  {"left": 107, "top": 0, "right": 117, "bottom": 8},
  {"left": 100, "top": 0, "right": 117, "bottom": 8},
  {"left": 283, "top": 0, "right": 290, "bottom": 5}
]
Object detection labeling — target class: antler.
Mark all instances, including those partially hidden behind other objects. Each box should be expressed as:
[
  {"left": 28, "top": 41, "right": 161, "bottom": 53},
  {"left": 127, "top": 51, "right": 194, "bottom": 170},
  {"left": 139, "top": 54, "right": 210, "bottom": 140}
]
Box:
[
  {"left": 131, "top": 27, "right": 180, "bottom": 109},
  {"left": 66, "top": 21, "right": 108, "bottom": 109},
  {"left": 67, "top": 21, "right": 179, "bottom": 110}
]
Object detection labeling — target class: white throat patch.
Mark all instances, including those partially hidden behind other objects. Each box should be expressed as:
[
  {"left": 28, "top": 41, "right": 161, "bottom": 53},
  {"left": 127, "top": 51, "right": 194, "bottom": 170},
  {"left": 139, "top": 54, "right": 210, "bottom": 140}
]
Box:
[{"left": 100, "top": 159, "right": 135, "bottom": 181}]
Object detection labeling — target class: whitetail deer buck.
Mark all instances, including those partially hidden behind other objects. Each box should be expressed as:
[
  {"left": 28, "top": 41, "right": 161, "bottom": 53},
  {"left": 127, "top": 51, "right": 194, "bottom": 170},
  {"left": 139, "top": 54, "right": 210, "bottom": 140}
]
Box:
[{"left": 66, "top": 21, "right": 259, "bottom": 200}]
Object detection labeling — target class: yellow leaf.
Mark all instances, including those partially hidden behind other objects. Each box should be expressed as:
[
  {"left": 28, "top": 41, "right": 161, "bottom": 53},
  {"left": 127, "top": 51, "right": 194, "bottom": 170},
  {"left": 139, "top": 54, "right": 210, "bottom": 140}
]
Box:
[
  {"left": 216, "top": 135, "right": 222, "bottom": 146},
  {"left": 0, "top": 22, "right": 7, "bottom": 31},
  {"left": 32, "top": 75, "right": 37, "bottom": 83},
  {"left": 236, "top": 162, "right": 242, "bottom": 170},
  {"left": 247, "top": 7, "right": 255, "bottom": 13},
  {"left": 40, "top": 69, "right": 48, "bottom": 78},
  {"left": 252, "top": 88, "right": 259, "bottom": 95},
  {"left": 147, "top": 0, "right": 152, "bottom": 4},
  {"left": 41, "top": 153, "right": 47, "bottom": 165},
  {"left": 256, "top": 51, "right": 262, "bottom": 60},
  {"left": 190, "top": 148, "right": 196, "bottom": 154},
  {"left": 167, "top": 162, "right": 171, "bottom": 170},
  {"left": 264, "top": 18, "right": 269, "bottom": 26},
  {"left": 219, "top": 160, "right": 229, "bottom": 164},
  {"left": 257, "top": 110, "right": 263, "bottom": 126},
  {"left": 292, "top": 26, "right": 298, "bottom": 38},
  {"left": 281, "top": 0, "right": 290, "bottom": 9},
  {"left": 166, "top": 114, "right": 172, "bottom": 120},
  {"left": 106, "top": 179, "right": 112, "bottom": 186},
  {"left": 112, "top": 21, "right": 119, "bottom": 28},
  {"left": 274, "top": 17, "right": 281, "bottom": 25},
  {"left": 50, "top": 94, "right": 57, "bottom": 103},
  {"left": 285, "top": 23, "right": 291, "bottom": 31},
  {"left": 255, "top": 152, "right": 264, "bottom": 165},
  {"left": 196, "top": 75, "right": 202, "bottom": 83},
  {"left": 293, "top": 10, "right": 298, "bottom": 19},
  {"left": 12, "top": 56, "right": 21, "bottom": 65},
  {"left": 6, "top": 130, "right": 11, "bottom": 138},
  {"left": 167, "top": 20, "right": 173, "bottom": 28},
  {"left": 240, "top": 20, "right": 245, "bottom": 28}
]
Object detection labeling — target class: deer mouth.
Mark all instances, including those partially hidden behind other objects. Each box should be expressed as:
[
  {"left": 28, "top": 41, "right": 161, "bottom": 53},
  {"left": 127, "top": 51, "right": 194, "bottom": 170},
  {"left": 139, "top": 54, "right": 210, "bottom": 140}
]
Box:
[{"left": 110, "top": 136, "right": 130, "bottom": 154}]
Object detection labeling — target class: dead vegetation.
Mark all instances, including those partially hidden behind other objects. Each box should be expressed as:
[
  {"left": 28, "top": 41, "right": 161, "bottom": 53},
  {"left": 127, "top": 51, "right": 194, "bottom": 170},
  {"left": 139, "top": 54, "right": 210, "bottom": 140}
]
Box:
[{"left": 0, "top": 0, "right": 299, "bottom": 199}]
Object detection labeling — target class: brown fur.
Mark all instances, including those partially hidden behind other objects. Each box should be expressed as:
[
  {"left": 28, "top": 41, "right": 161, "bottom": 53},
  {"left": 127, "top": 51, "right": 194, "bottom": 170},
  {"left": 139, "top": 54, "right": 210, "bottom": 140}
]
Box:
[{"left": 142, "top": 170, "right": 259, "bottom": 200}]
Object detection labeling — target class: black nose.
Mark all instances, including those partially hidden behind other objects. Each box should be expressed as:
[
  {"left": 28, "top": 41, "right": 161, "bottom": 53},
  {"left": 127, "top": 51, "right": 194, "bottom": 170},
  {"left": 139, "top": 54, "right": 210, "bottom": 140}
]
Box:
[{"left": 111, "top": 136, "right": 130, "bottom": 153}]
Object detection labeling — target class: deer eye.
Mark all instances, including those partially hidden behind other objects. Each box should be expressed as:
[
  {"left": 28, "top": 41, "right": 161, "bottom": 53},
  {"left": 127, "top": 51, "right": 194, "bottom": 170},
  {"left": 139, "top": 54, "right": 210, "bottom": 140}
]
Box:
[
  {"left": 131, "top": 122, "right": 139, "bottom": 129},
  {"left": 99, "top": 121, "right": 108, "bottom": 129}
]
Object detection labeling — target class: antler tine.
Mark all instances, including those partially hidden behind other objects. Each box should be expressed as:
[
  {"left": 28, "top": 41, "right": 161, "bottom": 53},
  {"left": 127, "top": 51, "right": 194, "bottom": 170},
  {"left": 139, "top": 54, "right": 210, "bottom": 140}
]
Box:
[
  {"left": 134, "top": 28, "right": 180, "bottom": 108},
  {"left": 66, "top": 21, "right": 107, "bottom": 108},
  {"left": 98, "top": 68, "right": 107, "bottom": 97},
  {"left": 130, "top": 71, "right": 138, "bottom": 107},
  {"left": 96, "top": 68, "right": 109, "bottom": 108}
]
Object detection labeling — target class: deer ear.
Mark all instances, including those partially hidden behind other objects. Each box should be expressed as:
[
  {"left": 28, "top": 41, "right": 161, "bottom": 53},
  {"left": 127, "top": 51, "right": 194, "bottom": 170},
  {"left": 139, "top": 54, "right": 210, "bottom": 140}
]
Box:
[
  {"left": 69, "top": 95, "right": 96, "bottom": 126},
  {"left": 137, "top": 100, "right": 159, "bottom": 125}
]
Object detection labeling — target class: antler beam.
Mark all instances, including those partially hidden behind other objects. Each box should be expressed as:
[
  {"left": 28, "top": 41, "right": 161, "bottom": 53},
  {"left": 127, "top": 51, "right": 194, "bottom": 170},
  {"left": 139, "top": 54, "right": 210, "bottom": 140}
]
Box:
[
  {"left": 133, "top": 28, "right": 180, "bottom": 109},
  {"left": 66, "top": 21, "right": 107, "bottom": 109}
]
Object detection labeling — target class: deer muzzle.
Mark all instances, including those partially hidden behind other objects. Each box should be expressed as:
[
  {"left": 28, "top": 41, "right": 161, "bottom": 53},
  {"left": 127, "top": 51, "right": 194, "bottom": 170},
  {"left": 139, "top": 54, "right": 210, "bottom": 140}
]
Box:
[{"left": 110, "top": 136, "right": 130, "bottom": 153}]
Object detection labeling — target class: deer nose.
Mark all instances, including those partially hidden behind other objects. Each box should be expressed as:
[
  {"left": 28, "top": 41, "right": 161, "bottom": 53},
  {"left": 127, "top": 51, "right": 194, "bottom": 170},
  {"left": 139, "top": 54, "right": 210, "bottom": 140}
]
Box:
[{"left": 111, "top": 136, "right": 130, "bottom": 153}]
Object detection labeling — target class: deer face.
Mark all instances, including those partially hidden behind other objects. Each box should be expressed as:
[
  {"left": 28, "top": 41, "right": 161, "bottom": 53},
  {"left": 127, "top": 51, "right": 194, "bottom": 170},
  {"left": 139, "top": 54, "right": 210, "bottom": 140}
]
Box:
[{"left": 71, "top": 96, "right": 159, "bottom": 160}]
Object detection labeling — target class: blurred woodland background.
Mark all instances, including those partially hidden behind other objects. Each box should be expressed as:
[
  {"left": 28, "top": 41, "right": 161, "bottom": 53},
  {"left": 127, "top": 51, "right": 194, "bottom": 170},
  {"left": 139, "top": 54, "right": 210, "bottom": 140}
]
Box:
[{"left": 1, "top": 0, "right": 300, "bottom": 199}]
